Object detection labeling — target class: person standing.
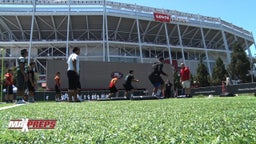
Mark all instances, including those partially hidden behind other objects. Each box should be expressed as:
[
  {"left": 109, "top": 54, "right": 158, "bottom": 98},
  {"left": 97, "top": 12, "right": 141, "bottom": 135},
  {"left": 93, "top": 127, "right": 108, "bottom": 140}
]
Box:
[
  {"left": 16, "top": 49, "right": 28, "bottom": 104},
  {"left": 123, "top": 70, "right": 139, "bottom": 99},
  {"left": 4, "top": 69, "right": 14, "bottom": 103},
  {"left": 180, "top": 63, "right": 191, "bottom": 98},
  {"left": 67, "top": 47, "right": 81, "bottom": 102},
  {"left": 148, "top": 57, "right": 168, "bottom": 98},
  {"left": 54, "top": 72, "right": 61, "bottom": 102},
  {"left": 27, "top": 62, "right": 36, "bottom": 102}
]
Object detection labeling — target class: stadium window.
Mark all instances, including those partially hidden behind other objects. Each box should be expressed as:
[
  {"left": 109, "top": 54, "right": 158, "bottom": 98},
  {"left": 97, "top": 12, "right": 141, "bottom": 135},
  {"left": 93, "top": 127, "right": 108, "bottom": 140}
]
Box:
[
  {"left": 171, "top": 52, "right": 176, "bottom": 59},
  {"left": 177, "top": 52, "right": 182, "bottom": 59},
  {"left": 184, "top": 52, "right": 188, "bottom": 60}
]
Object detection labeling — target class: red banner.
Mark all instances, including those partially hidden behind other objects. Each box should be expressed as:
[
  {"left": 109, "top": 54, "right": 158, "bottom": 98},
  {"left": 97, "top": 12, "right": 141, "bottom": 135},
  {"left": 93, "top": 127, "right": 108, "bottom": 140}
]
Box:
[{"left": 153, "top": 12, "right": 171, "bottom": 22}]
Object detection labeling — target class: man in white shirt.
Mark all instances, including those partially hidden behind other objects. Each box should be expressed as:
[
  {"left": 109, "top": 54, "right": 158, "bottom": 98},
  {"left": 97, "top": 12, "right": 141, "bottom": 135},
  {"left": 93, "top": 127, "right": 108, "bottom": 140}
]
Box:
[
  {"left": 16, "top": 49, "right": 28, "bottom": 104},
  {"left": 67, "top": 47, "right": 81, "bottom": 102}
]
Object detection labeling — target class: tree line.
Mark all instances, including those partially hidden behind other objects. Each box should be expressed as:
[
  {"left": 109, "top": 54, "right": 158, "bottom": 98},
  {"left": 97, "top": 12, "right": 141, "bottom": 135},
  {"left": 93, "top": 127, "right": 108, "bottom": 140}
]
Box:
[{"left": 174, "top": 43, "right": 252, "bottom": 88}]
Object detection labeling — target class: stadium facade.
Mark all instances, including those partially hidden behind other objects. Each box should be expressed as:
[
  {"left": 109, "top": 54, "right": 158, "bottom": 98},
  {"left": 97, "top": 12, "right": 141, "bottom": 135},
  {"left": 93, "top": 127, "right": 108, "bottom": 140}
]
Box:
[{"left": 0, "top": 0, "right": 255, "bottom": 83}]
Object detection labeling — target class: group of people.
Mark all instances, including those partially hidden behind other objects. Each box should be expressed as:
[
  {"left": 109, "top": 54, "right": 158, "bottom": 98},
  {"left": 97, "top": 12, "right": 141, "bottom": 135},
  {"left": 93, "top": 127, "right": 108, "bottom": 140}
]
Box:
[
  {"left": 68, "top": 48, "right": 192, "bottom": 101},
  {"left": 108, "top": 70, "right": 139, "bottom": 99},
  {"left": 64, "top": 47, "right": 140, "bottom": 101},
  {"left": 64, "top": 47, "right": 192, "bottom": 101},
  {"left": 106, "top": 57, "right": 192, "bottom": 99},
  {"left": 3, "top": 49, "right": 37, "bottom": 103},
  {"left": 147, "top": 58, "right": 191, "bottom": 98},
  {"left": 4, "top": 47, "right": 191, "bottom": 103}
]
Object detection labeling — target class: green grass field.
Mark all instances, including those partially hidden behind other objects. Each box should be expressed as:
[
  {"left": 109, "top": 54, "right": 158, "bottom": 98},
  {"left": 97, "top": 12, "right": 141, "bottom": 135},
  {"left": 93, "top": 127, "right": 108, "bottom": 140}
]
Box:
[{"left": 1, "top": 95, "right": 256, "bottom": 143}]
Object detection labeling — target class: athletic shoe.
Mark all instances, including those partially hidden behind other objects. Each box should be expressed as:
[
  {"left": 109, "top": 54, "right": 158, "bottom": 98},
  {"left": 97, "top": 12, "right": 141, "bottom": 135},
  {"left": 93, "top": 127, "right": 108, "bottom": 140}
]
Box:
[
  {"left": 28, "top": 98, "right": 35, "bottom": 103},
  {"left": 55, "top": 99, "right": 61, "bottom": 102},
  {"left": 16, "top": 99, "right": 26, "bottom": 104}
]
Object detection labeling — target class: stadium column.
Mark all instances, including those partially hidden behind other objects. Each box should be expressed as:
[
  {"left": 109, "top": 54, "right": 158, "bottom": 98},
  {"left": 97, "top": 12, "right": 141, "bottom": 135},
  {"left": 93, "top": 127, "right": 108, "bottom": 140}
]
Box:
[
  {"left": 164, "top": 23, "right": 172, "bottom": 64},
  {"left": 28, "top": 0, "right": 36, "bottom": 65},
  {"left": 0, "top": 48, "right": 5, "bottom": 101},
  {"left": 251, "top": 32, "right": 256, "bottom": 81},
  {"left": 177, "top": 24, "right": 185, "bottom": 64},
  {"left": 245, "top": 39, "right": 254, "bottom": 82},
  {"left": 66, "top": 0, "right": 71, "bottom": 60},
  {"left": 135, "top": 4, "right": 143, "bottom": 63},
  {"left": 102, "top": 0, "right": 106, "bottom": 62},
  {"left": 199, "top": 20, "right": 212, "bottom": 78},
  {"left": 251, "top": 32, "right": 256, "bottom": 53},
  {"left": 102, "top": 0, "right": 110, "bottom": 62},
  {"left": 219, "top": 18, "right": 231, "bottom": 64}
]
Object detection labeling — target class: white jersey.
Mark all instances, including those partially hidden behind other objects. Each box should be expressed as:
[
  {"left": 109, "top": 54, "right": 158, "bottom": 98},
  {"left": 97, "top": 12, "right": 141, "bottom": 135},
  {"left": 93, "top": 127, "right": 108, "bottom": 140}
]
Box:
[{"left": 67, "top": 53, "right": 80, "bottom": 74}]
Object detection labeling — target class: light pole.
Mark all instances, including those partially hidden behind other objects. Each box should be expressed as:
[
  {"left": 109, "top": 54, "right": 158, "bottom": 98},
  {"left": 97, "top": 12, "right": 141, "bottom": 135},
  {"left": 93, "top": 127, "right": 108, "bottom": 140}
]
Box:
[{"left": 0, "top": 48, "right": 5, "bottom": 102}]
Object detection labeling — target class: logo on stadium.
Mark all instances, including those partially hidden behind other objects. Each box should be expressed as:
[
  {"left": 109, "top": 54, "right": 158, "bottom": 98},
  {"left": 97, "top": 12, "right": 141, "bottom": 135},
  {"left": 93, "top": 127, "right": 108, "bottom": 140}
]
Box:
[
  {"left": 111, "top": 72, "right": 123, "bottom": 79},
  {"left": 8, "top": 119, "right": 57, "bottom": 132}
]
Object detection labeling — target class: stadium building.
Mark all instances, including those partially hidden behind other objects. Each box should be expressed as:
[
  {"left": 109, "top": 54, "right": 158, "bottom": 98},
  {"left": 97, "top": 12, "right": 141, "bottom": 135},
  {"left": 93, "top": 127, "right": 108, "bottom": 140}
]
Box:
[{"left": 0, "top": 0, "right": 255, "bottom": 88}]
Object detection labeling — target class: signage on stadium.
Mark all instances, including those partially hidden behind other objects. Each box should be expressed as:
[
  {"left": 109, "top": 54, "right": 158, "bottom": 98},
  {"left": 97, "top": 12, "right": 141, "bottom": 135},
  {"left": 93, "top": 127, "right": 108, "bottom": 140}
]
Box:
[
  {"left": 153, "top": 12, "right": 189, "bottom": 23},
  {"left": 171, "top": 15, "right": 189, "bottom": 23},
  {"left": 153, "top": 12, "right": 171, "bottom": 22}
]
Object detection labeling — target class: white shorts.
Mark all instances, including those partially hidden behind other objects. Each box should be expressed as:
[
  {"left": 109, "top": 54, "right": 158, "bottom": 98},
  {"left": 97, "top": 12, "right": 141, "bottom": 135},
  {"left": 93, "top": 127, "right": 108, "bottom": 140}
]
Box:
[{"left": 182, "top": 80, "right": 191, "bottom": 89}]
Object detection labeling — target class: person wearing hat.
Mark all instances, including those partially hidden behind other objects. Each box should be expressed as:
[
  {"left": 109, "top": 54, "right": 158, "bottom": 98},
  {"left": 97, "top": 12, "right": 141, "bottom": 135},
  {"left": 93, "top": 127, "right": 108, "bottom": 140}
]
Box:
[
  {"left": 16, "top": 49, "right": 28, "bottom": 104},
  {"left": 123, "top": 70, "right": 139, "bottom": 99},
  {"left": 148, "top": 57, "right": 168, "bottom": 98}
]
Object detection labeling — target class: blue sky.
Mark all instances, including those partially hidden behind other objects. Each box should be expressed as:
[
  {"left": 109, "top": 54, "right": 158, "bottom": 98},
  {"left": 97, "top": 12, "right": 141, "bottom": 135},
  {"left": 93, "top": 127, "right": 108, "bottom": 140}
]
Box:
[{"left": 114, "top": 0, "right": 256, "bottom": 55}]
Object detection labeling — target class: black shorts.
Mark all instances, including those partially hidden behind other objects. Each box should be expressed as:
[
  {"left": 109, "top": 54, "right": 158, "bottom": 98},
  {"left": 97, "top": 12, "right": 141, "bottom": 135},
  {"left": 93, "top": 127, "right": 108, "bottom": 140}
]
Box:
[
  {"left": 123, "top": 84, "right": 134, "bottom": 91},
  {"left": 109, "top": 86, "right": 118, "bottom": 93},
  {"left": 148, "top": 74, "right": 164, "bottom": 87},
  {"left": 5, "top": 85, "right": 13, "bottom": 95},
  {"left": 16, "top": 71, "right": 27, "bottom": 91},
  {"left": 67, "top": 70, "right": 80, "bottom": 90},
  {"left": 55, "top": 85, "right": 61, "bottom": 94},
  {"left": 27, "top": 81, "right": 35, "bottom": 92}
]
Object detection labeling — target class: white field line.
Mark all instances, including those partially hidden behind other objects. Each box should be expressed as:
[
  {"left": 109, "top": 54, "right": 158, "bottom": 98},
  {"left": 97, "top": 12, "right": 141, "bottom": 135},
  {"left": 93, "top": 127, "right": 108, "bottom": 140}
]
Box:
[{"left": 0, "top": 104, "right": 26, "bottom": 111}]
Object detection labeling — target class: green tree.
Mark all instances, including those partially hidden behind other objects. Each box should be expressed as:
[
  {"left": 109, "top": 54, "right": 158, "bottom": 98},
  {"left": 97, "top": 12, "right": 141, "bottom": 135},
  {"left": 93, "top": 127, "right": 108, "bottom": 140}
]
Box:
[
  {"left": 228, "top": 43, "right": 251, "bottom": 82},
  {"left": 211, "top": 57, "right": 227, "bottom": 85},
  {"left": 196, "top": 58, "right": 210, "bottom": 87}
]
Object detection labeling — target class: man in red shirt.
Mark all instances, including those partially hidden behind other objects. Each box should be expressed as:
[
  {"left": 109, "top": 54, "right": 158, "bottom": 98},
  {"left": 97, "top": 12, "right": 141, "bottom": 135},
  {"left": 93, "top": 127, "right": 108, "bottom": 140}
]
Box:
[{"left": 180, "top": 63, "right": 191, "bottom": 97}]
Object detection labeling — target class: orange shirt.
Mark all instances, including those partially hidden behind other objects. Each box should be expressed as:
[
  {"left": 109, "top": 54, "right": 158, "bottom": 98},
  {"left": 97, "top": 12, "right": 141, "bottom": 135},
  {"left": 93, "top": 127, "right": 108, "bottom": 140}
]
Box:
[
  {"left": 54, "top": 75, "right": 60, "bottom": 86},
  {"left": 5, "top": 73, "right": 13, "bottom": 86},
  {"left": 109, "top": 77, "right": 118, "bottom": 88}
]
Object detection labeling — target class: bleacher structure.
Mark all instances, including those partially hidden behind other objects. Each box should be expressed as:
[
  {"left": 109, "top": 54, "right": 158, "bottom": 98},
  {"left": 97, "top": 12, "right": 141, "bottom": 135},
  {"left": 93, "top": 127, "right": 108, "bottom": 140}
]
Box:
[{"left": 0, "top": 0, "right": 255, "bottom": 87}]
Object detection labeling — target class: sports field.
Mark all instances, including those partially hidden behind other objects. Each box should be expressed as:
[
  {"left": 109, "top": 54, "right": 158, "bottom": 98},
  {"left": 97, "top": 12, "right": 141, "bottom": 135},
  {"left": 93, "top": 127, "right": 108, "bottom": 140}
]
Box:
[{"left": 0, "top": 95, "right": 256, "bottom": 143}]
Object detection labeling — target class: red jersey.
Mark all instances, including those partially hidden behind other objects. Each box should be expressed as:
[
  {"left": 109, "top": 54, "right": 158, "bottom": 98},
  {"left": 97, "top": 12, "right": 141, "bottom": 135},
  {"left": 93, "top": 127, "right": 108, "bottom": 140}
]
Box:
[
  {"left": 109, "top": 77, "right": 118, "bottom": 88},
  {"left": 54, "top": 75, "right": 60, "bottom": 86},
  {"left": 4, "top": 73, "right": 14, "bottom": 86},
  {"left": 180, "top": 67, "right": 190, "bottom": 81}
]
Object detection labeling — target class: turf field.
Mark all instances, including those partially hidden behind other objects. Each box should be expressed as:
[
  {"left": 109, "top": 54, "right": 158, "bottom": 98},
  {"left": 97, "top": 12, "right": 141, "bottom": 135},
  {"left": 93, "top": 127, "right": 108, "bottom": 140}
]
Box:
[{"left": 0, "top": 95, "right": 256, "bottom": 143}]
